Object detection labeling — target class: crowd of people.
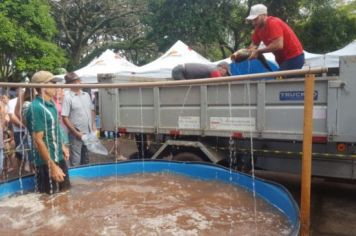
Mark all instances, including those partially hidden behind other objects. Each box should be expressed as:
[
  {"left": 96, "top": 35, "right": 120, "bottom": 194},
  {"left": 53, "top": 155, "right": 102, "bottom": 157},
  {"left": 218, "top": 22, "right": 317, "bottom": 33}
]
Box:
[
  {"left": 0, "top": 71, "right": 100, "bottom": 194},
  {"left": 0, "top": 3, "right": 304, "bottom": 194},
  {"left": 0, "top": 70, "right": 129, "bottom": 194},
  {"left": 0, "top": 91, "right": 31, "bottom": 181}
]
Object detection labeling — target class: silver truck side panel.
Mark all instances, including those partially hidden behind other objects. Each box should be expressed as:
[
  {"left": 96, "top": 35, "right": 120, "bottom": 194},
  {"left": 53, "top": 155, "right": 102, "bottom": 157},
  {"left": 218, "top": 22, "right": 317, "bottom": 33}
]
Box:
[
  {"left": 99, "top": 56, "right": 356, "bottom": 143},
  {"left": 99, "top": 88, "right": 117, "bottom": 131},
  {"left": 334, "top": 56, "right": 356, "bottom": 142},
  {"left": 206, "top": 83, "right": 258, "bottom": 105}
]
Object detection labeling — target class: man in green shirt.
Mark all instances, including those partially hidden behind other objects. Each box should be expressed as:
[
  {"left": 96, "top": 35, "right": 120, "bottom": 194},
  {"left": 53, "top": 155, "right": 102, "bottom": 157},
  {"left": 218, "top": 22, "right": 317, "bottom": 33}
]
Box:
[{"left": 26, "top": 71, "right": 70, "bottom": 194}]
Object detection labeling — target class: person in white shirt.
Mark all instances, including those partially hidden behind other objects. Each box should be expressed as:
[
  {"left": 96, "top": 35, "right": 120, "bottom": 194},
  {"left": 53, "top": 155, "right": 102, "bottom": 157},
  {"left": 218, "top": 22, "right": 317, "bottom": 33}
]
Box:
[{"left": 62, "top": 72, "right": 96, "bottom": 166}]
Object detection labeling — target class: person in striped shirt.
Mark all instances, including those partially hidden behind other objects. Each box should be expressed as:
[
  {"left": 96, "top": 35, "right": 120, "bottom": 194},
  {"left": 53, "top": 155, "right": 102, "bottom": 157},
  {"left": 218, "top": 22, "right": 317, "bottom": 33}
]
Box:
[{"left": 26, "top": 71, "right": 70, "bottom": 194}]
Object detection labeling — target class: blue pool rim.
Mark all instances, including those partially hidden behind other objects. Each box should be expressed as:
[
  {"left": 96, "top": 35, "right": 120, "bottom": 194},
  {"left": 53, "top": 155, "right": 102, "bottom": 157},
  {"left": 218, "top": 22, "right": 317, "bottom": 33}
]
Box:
[{"left": 0, "top": 160, "right": 299, "bottom": 235}]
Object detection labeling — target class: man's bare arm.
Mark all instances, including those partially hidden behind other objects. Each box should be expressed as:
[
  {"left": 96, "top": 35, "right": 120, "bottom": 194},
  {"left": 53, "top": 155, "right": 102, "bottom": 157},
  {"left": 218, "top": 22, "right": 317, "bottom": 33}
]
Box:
[
  {"left": 249, "top": 37, "right": 284, "bottom": 59},
  {"left": 91, "top": 110, "right": 97, "bottom": 132},
  {"left": 14, "top": 92, "right": 25, "bottom": 121},
  {"left": 9, "top": 113, "right": 25, "bottom": 129},
  {"left": 62, "top": 116, "right": 83, "bottom": 139}
]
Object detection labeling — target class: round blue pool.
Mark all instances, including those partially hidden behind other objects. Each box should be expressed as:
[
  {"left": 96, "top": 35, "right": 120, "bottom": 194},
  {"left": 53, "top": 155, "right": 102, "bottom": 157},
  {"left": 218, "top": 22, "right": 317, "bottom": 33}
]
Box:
[{"left": 0, "top": 160, "right": 299, "bottom": 235}]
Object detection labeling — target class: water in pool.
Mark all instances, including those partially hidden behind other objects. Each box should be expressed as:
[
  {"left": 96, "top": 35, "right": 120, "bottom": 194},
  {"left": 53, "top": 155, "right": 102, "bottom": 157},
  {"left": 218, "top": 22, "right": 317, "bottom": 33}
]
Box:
[{"left": 0, "top": 172, "right": 292, "bottom": 235}]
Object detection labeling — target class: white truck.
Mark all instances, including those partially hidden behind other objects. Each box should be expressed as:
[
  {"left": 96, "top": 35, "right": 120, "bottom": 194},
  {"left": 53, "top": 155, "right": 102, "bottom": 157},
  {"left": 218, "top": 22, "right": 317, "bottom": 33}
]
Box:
[{"left": 98, "top": 56, "right": 356, "bottom": 179}]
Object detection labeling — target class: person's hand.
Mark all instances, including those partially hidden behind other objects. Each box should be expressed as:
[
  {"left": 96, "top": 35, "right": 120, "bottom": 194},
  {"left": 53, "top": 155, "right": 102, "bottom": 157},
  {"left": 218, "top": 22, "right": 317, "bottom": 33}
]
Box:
[
  {"left": 62, "top": 145, "right": 69, "bottom": 161},
  {"left": 248, "top": 48, "right": 259, "bottom": 60},
  {"left": 76, "top": 131, "right": 84, "bottom": 140},
  {"left": 49, "top": 162, "right": 66, "bottom": 183}
]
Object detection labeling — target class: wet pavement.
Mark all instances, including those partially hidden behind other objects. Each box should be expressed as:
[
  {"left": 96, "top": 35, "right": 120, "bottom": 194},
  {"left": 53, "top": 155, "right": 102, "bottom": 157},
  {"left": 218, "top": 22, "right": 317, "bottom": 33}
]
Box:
[{"left": 255, "top": 171, "right": 356, "bottom": 236}]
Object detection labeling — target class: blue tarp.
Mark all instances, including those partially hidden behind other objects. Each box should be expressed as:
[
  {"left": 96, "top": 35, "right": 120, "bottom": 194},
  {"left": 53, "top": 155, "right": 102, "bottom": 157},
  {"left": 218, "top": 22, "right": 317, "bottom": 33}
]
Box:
[{"left": 230, "top": 59, "right": 279, "bottom": 80}]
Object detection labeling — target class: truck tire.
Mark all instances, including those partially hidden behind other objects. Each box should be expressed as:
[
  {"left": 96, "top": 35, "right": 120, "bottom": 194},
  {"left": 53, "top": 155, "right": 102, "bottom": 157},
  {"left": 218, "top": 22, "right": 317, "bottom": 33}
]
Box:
[{"left": 173, "top": 152, "right": 204, "bottom": 162}]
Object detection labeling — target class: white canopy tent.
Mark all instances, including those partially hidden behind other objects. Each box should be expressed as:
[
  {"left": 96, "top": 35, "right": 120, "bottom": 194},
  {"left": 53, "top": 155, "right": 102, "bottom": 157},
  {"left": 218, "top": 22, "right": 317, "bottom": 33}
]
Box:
[
  {"left": 118, "top": 40, "right": 211, "bottom": 79},
  {"left": 325, "top": 40, "right": 356, "bottom": 68},
  {"left": 303, "top": 40, "right": 356, "bottom": 68},
  {"left": 56, "top": 40, "right": 356, "bottom": 83},
  {"left": 73, "top": 49, "right": 138, "bottom": 83},
  {"left": 303, "top": 51, "right": 325, "bottom": 68}
]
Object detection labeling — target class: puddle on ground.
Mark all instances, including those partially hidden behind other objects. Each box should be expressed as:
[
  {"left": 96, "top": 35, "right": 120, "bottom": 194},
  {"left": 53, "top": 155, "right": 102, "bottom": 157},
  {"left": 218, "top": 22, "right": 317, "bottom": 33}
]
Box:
[{"left": 0, "top": 172, "right": 292, "bottom": 235}]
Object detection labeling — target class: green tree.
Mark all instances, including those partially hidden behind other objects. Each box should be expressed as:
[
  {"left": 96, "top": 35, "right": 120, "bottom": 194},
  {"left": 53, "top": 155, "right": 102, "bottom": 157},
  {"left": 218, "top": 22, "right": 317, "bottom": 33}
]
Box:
[
  {"left": 0, "top": 0, "right": 67, "bottom": 82},
  {"left": 145, "top": 0, "right": 241, "bottom": 60},
  {"left": 297, "top": 5, "right": 356, "bottom": 53},
  {"left": 50, "top": 0, "right": 150, "bottom": 68},
  {"left": 144, "top": 0, "right": 310, "bottom": 60}
]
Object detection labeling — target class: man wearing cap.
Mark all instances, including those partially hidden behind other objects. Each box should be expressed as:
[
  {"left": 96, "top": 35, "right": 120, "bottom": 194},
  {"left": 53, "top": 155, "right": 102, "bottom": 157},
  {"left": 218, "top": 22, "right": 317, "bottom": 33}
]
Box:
[
  {"left": 172, "top": 62, "right": 231, "bottom": 80},
  {"left": 26, "top": 71, "right": 70, "bottom": 194},
  {"left": 246, "top": 4, "right": 304, "bottom": 71},
  {"left": 62, "top": 72, "right": 96, "bottom": 166}
]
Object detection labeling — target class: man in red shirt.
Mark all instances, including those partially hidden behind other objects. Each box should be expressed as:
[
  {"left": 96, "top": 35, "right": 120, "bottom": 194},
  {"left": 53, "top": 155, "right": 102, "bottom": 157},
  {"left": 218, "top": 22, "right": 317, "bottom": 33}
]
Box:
[{"left": 246, "top": 4, "right": 304, "bottom": 71}]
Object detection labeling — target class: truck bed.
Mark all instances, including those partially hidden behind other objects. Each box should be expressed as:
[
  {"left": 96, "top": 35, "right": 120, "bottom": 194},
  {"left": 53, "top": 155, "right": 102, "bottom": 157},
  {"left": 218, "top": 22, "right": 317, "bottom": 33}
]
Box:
[
  {"left": 98, "top": 56, "right": 356, "bottom": 179},
  {"left": 99, "top": 56, "right": 356, "bottom": 143}
]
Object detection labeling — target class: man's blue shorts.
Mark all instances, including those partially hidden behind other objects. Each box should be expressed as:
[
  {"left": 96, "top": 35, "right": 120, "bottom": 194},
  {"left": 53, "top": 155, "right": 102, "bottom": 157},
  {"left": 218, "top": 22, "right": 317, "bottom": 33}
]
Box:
[{"left": 279, "top": 53, "right": 305, "bottom": 71}]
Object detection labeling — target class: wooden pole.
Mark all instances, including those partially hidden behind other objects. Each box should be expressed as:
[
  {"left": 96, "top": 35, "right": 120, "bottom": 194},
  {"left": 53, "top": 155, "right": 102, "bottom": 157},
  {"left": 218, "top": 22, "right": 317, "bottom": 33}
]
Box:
[{"left": 300, "top": 74, "right": 315, "bottom": 236}]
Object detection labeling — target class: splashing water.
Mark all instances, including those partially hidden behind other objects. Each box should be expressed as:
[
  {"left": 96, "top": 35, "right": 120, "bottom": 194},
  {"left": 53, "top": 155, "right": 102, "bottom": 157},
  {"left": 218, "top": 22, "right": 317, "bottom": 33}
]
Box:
[{"left": 0, "top": 173, "right": 292, "bottom": 235}]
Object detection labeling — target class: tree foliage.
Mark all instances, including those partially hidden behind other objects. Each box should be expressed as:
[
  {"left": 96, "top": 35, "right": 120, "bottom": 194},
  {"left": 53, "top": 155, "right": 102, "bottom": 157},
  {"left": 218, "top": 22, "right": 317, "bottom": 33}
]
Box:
[
  {"left": 144, "top": 0, "right": 239, "bottom": 59},
  {"left": 144, "top": 0, "right": 309, "bottom": 60},
  {"left": 297, "top": 4, "right": 356, "bottom": 53},
  {"left": 50, "top": 0, "right": 152, "bottom": 68},
  {"left": 50, "top": 0, "right": 355, "bottom": 66},
  {"left": 0, "top": 0, "right": 67, "bottom": 82},
  {"left": 0, "top": 0, "right": 354, "bottom": 76}
]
